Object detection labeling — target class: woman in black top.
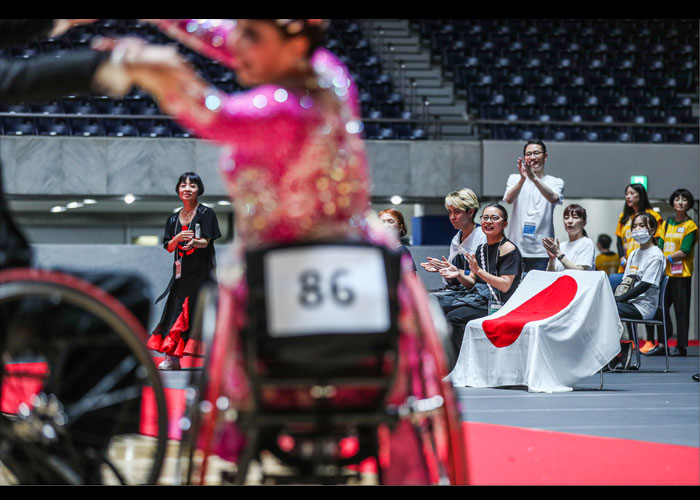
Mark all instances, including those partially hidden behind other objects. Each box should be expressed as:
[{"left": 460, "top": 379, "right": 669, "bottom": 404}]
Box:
[
  {"left": 439, "top": 204, "right": 523, "bottom": 354},
  {"left": 147, "top": 172, "right": 221, "bottom": 370}
]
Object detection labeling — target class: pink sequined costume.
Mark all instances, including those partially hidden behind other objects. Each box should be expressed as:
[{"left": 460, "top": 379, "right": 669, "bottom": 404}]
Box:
[{"left": 153, "top": 20, "right": 464, "bottom": 484}]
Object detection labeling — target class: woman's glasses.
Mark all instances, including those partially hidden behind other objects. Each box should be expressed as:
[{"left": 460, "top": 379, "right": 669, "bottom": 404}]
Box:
[{"left": 480, "top": 215, "right": 503, "bottom": 222}]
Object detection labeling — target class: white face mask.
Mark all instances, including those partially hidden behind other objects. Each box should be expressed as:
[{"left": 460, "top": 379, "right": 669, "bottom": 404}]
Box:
[{"left": 631, "top": 229, "right": 652, "bottom": 244}]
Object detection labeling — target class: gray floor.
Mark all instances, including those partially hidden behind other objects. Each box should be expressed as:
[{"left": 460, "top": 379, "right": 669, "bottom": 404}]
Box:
[
  {"left": 158, "top": 349, "right": 699, "bottom": 449},
  {"left": 455, "top": 350, "right": 700, "bottom": 448}
]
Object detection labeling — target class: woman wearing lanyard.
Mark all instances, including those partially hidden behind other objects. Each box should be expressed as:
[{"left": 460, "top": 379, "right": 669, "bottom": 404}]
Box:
[
  {"left": 439, "top": 204, "right": 522, "bottom": 354},
  {"left": 147, "top": 172, "right": 221, "bottom": 370},
  {"left": 645, "top": 188, "right": 697, "bottom": 357}
]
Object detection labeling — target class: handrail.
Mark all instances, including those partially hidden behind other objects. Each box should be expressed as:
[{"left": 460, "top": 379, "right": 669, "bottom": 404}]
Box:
[{"left": 1, "top": 112, "right": 697, "bottom": 141}]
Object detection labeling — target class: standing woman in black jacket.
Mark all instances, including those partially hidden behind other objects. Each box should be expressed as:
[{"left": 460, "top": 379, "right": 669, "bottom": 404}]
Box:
[{"left": 147, "top": 172, "right": 221, "bottom": 370}]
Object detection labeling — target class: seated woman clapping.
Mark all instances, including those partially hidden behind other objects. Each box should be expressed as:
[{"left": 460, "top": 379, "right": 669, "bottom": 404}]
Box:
[
  {"left": 438, "top": 204, "right": 523, "bottom": 357},
  {"left": 541, "top": 203, "right": 596, "bottom": 272}
]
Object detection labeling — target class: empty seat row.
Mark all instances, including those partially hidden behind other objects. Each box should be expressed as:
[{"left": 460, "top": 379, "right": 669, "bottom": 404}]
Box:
[
  {"left": 0, "top": 117, "right": 191, "bottom": 138},
  {"left": 487, "top": 124, "right": 698, "bottom": 144},
  {"left": 0, "top": 19, "right": 411, "bottom": 138}
]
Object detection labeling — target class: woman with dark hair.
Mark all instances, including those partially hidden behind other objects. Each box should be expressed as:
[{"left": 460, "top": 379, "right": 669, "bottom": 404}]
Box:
[
  {"left": 147, "top": 172, "right": 221, "bottom": 370},
  {"left": 615, "top": 183, "right": 663, "bottom": 273},
  {"left": 438, "top": 204, "right": 522, "bottom": 354},
  {"left": 542, "top": 203, "right": 595, "bottom": 271},
  {"left": 646, "top": 188, "right": 697, "bottom": 357},
  {"left": 379, "top": 207, "right": 416, "bottom": 272}
]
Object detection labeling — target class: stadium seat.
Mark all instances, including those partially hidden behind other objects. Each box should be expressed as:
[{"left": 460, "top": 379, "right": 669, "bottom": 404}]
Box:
[
  {"left": 1, "top": 117, "right": 36, "bottom": 135},
  {"left": 36, "top": 118, "right": 71, "bottom": 136},
  {"left": 70, "top": 118, "right": 105, "bottom": 137},
  {"left": 103, "top": 119, "right": 139, "bottom": 137}
]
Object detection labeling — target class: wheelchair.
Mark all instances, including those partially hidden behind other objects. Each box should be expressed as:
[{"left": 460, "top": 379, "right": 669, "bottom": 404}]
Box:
[
  {"left": 175, "top": 241, "right": 469, "bottom": 485},
  {"left": 0, "top": 267, "right": 169, "bottom": 485}
]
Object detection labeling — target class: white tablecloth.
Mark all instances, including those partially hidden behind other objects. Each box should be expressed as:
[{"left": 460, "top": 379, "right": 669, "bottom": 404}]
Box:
[{"left": 449, "top": 270, "right": 623, "bottom": 393}]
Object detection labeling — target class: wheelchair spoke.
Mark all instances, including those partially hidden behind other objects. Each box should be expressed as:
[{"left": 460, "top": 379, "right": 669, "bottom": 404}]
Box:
[
  {"left": 64, "top": 355, "right": 140, "bottom": 422},
  {"left": 0, "top": 269, "right": 169, "bottom": 485}
]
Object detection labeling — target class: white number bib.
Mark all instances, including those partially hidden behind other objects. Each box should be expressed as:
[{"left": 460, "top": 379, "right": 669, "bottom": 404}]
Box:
[{"left": 264, "top": 246, "right": 391, "bottom": 337}]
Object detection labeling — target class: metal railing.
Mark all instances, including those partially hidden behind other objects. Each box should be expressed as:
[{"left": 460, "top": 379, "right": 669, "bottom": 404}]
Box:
[{"left": 1, "top": 111, "right": 697, "bottom": 142}]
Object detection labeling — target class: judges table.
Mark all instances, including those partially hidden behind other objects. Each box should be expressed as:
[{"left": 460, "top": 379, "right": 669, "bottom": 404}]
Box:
[{"left": 449, "top": 270, "right": 623, "bottom": 393}]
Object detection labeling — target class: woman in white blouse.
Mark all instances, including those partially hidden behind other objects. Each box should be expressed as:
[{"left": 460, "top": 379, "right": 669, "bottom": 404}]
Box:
[{"left": 542, "top": 203, "right": 595, "bottom": 271}]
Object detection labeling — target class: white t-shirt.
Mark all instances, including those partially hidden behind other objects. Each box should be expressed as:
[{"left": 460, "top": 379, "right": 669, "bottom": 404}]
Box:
[
  {"left": 443, "top": 225, "right": 487, "bottom": 285},
  {"left": 504, "top": 173, "right": 565, "bottom": 258},
  {"left": 553, "top": 237, "right": 596, "bottom": 272},
  {"left": 448, "top": 225, "right": 487, "bottom": 262},
  {"left": 622, "top": 245, "right": 665, "bottom": 319}
]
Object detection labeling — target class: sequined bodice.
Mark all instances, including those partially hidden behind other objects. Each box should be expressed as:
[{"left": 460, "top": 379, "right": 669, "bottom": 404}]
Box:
[{"left": 161, "top": 21, "right": 371, "bottom": 248}]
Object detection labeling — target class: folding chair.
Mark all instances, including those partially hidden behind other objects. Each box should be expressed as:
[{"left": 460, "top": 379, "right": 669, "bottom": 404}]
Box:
[{"left": 619, "top": 275, "right": 670, "bottom": 372}]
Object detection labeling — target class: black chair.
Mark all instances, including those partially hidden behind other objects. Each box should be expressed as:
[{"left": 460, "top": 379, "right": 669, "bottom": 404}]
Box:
[
  {"left": 378, "top": 93, "right": 403, "bottom": 119},
  {"left": 619, "top": 275, "right": 670, "bottom": 372},
  {"left": 95, "top": 99, "right": 130, "bottom": 116},
  {"left": 70, "top": 118, "right": 105, "bottom": 137},
  {"left": 136, "top": 119, "right": 172, "bottom": 138},
  {"left": 36, "top": 117, "right": 71, "bottom": 136},
  {"left": 62, "top": 97, "right": 98, "bottom": 115},
  {"left": 103, "top": 119, "right": 139, "bottom": 137},
  {"left": 1, "top": 117, "right": 36, "bottom": 135},
  {"left": 31, "top": 100, "right": 64, "bottom": 115}
]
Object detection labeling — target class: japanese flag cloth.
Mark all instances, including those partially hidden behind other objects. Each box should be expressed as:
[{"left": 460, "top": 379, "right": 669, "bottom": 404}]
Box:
[{"left": 449, "top": 270, "right": 623, "bottom": 393}]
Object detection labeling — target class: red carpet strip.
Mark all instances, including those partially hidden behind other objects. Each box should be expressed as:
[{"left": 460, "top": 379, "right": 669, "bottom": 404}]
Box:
[
  {"left": 463, "top": 421, "right": 699, "bottom": 486},
  {"left": 4, "top": 358, "right": 699, "bottom": 486}
]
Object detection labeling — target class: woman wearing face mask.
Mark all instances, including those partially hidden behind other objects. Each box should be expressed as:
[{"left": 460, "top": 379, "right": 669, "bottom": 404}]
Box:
[
  {"left": 615, "top": 183, "right": 663, "bottom": 273},
  {"left": 613, "top": 213, "right": 666, "bottom": 362},
  {"left": 379, "top": 208, "right": 416, "bottom": 272},
  {"left": 645, "top": 189, "right": 697, "bottom": 357},
  {"left": 542, "top": 203, "right": 595, "bottom": 272}
]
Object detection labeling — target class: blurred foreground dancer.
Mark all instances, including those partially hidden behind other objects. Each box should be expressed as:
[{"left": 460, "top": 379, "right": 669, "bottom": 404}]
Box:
[
  {"left": 0, "top": 19, "right": 135, "bottom": 271},
  {"left": 121, "top": 19, "right": 461, "bottom": 484}
]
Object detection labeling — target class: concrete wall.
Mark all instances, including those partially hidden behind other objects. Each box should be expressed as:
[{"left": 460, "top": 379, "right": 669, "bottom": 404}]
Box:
[
  {"left": 482, "top": 140, "right": 699, "bottom": 200},
  {"left": 3, "top": 136, "right": 697, "bottom": 201},
  {"left": 30, "top": 243, "right": 449, "bottom": 331}
]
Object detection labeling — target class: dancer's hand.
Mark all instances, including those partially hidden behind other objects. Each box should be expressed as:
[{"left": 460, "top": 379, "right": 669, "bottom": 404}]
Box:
[
  {"left": 50, "top": 19, "right": 98, "bottom": 37},
  {"left": 109, "top": 38, "right": 206, "bottom": 116}
]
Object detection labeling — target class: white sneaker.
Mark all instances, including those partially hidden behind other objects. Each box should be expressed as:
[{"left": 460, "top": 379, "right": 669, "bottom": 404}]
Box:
[{"left": 158, "top": 355, "right": 181, "bottom": 370}]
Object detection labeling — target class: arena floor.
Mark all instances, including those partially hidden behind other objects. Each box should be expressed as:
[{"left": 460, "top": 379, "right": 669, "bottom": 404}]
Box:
[
  {"left": 150, "top": 348, "right": 699, "bottom": 485},
  {"left": 456, "top": 350, "right": 699, "bottom": 485}
]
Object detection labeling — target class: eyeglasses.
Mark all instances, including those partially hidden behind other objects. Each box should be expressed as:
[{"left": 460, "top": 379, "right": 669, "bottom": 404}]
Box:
[
  {"left": 480, "top": 215, "right": 504, "bottom": 222},
  {"left": 524, "top": 150, "right": 544, "bottom": 157}
]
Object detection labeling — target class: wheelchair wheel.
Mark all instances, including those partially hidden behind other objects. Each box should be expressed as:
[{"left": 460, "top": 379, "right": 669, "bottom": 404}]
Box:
[
  {"left": 0, "top": 268, "right": 168, "bottom": 485},
  {"left": 390, "top": 273, "right": 469, "bottom": 485}
]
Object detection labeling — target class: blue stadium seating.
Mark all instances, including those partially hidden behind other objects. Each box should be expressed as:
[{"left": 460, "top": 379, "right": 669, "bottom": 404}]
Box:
[{"left": 0, "top": 19, "right": 696, "bottom": 143}]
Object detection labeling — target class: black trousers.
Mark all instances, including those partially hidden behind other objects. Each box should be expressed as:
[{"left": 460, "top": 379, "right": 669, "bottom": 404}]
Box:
[
  {"left": 617, "top": 301, "right": 643, "bottom": 342},
  {"left": 445, "top": 304, "right": 489, "bottom": 355}
]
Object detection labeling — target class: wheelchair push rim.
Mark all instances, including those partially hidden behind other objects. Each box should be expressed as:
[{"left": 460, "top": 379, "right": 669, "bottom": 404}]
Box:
[{"left": 0, "top": 268, "right": 169, "bottom": 485}]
